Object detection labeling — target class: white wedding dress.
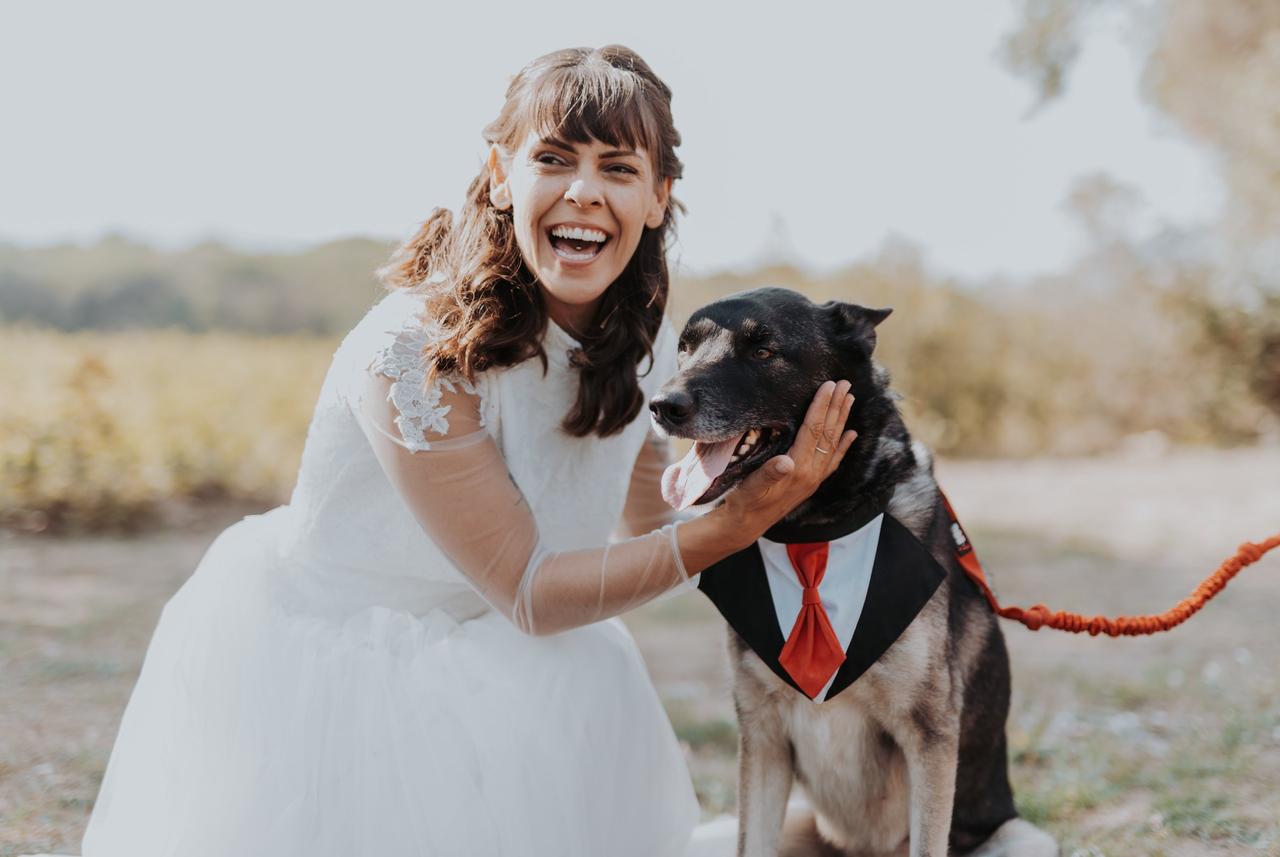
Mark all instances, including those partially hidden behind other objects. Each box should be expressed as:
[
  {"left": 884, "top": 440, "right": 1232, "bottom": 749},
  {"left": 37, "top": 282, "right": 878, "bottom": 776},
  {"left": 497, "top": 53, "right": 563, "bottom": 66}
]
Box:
[{"left": 81, "top": 289, "right": 703, "bottom": 857}]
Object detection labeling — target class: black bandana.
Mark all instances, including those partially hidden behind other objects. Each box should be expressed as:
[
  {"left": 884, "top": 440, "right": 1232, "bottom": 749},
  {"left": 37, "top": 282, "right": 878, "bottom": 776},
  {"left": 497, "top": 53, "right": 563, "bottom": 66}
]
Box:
[{"left": 697, "top": 509, "right": 947, "bottom": 702}]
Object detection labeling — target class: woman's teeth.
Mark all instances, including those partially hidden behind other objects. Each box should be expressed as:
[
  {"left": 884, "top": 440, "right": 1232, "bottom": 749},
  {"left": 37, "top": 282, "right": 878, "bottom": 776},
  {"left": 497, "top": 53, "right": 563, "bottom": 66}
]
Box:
[
  {"left": 551, "top": 225, "right": 608, "bottom": 242},
  {"left": 549, "top": 225, "right": 608, "bottom": 262}
]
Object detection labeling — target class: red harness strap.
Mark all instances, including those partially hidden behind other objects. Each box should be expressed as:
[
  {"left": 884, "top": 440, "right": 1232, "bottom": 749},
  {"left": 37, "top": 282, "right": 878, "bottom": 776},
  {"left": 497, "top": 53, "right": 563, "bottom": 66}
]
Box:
[{"left": 939, "top": 491, "right": 1280, "bottom": 637}]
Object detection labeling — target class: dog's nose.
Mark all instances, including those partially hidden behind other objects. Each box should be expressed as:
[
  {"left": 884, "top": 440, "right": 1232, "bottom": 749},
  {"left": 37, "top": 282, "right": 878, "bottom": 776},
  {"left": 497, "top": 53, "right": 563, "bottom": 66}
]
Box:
[{"left": 649, "top": 389, "right": 696, "bottom": 427}]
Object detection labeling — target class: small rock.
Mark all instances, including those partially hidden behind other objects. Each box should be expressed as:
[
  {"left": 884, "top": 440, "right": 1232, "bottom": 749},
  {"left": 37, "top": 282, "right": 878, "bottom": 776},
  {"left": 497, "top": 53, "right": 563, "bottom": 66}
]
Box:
[
  {"left": 1104, "top": 711, "right": 1141, "bottom": 735},
  {"left": 1201, "top": 660, "right": 1223, "bottom": 684}
]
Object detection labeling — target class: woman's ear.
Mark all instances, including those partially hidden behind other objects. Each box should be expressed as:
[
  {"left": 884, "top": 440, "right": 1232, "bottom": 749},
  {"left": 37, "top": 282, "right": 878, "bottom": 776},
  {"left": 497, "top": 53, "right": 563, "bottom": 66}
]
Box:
[
  {"left": 645, "top": 176, "right": 673, "bottom": 229},
  {"left": 487, "top": 145, "right": 512, "bottom": 211}
]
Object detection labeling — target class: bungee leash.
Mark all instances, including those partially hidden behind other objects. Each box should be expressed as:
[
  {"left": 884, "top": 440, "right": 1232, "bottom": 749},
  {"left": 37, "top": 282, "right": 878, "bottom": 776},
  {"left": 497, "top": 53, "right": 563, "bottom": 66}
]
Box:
[{"left": 940, "top": 492, "right": 1280, "bottom": 637}]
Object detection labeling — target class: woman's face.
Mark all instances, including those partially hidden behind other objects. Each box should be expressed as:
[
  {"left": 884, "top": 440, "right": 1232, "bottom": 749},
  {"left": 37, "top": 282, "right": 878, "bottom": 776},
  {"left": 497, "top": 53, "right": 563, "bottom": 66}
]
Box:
[{"left": 489, "top": 131, "right": 671, "bottom": 336}]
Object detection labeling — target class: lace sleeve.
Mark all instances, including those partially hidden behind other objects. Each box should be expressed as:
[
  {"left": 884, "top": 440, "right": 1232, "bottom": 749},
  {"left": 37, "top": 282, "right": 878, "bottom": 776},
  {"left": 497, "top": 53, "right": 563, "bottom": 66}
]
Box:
[
  {"left": 363, "top": 318, "right": 488, "bottom": 452},
  {"left": 351, "top": 365, "right": 699, "bottom": 637},
  {"left": 344, "top": 310, "right": 718, "bottom": 635}
]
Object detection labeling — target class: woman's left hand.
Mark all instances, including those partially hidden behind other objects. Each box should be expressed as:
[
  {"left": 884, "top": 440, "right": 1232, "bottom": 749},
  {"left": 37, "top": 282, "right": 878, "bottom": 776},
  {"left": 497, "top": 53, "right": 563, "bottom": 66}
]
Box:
[{"left": 715, "top": 379, "right": 857, "bottom": 548}]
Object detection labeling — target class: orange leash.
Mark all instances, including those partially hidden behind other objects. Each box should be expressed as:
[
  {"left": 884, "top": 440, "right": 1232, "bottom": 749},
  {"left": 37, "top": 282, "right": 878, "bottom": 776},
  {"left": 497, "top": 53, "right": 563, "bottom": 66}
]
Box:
[{"left": 940, "top": 492, "right": 1280, "bottom": 637}]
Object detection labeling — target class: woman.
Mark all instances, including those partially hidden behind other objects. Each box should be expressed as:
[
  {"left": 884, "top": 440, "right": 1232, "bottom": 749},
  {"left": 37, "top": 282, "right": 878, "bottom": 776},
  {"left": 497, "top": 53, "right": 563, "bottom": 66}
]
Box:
[{"left": 82, "top": 45, "right": 856, "bottom": 856}]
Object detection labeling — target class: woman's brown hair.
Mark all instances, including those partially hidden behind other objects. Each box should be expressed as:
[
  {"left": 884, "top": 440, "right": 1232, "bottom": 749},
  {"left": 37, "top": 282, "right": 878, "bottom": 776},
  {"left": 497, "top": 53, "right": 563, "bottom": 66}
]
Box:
[{"left": 378, "top": 45, "right": 684, "bottom": 438}]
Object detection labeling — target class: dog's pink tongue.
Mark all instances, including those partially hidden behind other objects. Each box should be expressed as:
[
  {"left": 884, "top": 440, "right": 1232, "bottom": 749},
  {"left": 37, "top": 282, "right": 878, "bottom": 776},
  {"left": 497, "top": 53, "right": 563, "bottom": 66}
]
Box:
[{"left": 661, "top": 438, "right": 739, "bottom": 510}]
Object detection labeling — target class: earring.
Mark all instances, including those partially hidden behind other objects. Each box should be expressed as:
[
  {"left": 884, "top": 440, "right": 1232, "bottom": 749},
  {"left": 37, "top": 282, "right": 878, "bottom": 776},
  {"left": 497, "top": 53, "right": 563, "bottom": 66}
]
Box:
[{"left": 491, "top": 184, "right": 511, "bottom": 210}]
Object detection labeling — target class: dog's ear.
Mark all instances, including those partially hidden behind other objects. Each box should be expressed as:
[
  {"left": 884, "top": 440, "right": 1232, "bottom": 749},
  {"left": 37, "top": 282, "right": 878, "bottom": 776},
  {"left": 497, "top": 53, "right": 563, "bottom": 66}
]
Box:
[{"left": 824, "top": 301, "right": 893, "bottom": 357}]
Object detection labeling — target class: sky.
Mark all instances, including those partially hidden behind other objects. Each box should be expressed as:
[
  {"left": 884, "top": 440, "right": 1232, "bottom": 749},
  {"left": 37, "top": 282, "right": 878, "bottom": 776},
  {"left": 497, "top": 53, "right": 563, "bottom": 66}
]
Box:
[{"left": 0, "top": 0, "right": 1223, "bottom": 281}]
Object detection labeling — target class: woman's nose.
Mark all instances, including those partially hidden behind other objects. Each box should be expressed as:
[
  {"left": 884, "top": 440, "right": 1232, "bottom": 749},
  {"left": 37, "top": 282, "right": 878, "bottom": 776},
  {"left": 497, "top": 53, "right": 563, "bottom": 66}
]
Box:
[{"left": 564, "top": 176, "right": 604, "bottom": 208}]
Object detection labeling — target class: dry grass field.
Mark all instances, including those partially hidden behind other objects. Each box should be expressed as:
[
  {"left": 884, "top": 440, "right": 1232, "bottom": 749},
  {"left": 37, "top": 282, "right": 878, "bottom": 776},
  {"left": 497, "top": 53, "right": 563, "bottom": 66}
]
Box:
[
  {"left": 0, "top": 330, "right": 332, "bottom": 533},
  {"left": 2, "top": 448, "right": 1277, "bottom": 857}
]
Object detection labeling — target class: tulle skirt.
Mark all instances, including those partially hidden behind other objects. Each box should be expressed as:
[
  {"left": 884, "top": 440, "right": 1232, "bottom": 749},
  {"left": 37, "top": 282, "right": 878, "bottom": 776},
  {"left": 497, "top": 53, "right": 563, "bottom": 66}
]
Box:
[{"left": 82, "top": 509, "right": 701, "bottom": 857}]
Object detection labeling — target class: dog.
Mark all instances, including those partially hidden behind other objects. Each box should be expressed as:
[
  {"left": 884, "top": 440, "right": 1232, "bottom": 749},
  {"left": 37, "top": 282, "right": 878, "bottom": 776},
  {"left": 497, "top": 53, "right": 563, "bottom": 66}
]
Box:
[{"left": 649, "top": 288, "right": 1058, "bottom": 857}]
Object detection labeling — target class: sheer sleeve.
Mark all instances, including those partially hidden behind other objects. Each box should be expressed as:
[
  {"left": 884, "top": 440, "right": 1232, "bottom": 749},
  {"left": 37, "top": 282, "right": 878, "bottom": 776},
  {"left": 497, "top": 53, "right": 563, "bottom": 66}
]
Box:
[
  {"left": 616, "top": 428, "right": 685, "bottom": 538},
  {"left": 353, "top": 340, "right": 695, "bottom": 636}
]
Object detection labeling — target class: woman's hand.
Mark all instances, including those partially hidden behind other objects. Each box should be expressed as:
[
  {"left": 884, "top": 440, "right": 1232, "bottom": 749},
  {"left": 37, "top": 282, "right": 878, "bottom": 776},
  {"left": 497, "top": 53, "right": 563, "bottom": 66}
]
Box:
[{"left": 715, "top": 379, "right": 857, "bottom": 548}]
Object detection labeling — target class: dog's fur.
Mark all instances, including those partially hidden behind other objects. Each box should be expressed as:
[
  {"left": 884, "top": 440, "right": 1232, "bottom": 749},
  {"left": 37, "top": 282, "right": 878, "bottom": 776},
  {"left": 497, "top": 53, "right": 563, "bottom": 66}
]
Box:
[{"left": 650, "top": 288, "right": 1057, "bottom": 857}]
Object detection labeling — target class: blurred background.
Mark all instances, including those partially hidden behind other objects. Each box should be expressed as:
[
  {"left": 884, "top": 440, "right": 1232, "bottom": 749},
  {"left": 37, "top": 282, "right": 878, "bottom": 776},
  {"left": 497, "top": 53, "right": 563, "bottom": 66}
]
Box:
[{"left": 2, "top": 1, "right": 1278, "bottom": 854}]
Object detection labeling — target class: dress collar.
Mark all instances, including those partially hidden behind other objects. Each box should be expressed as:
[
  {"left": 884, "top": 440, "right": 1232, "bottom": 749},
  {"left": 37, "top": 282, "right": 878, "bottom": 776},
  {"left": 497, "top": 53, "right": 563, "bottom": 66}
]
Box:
[
  {"left": 546, "top": 316, "right": 582, "bottom": 349},
  {"left": 544, "top": 317, "right": 585, "bottom": 370}
]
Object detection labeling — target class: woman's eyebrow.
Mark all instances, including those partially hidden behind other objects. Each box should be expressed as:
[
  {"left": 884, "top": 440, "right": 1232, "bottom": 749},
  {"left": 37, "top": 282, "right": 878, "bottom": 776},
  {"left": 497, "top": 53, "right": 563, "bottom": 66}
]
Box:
[
  {"left": 537, "top": 135, "right": 576, "bottom": 152},
  {"left": 534, "top": 136, "right": 642, "bottom": 161}
]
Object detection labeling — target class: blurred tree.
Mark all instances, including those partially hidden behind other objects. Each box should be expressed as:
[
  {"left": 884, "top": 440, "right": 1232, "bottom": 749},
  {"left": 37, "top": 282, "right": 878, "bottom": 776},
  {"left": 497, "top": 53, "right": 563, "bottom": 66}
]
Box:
[
  {"left": 1002, "top": 0, "right": 1280, "bottom": 251},
  {"left": 998, "top": 0, "right": 1109, "bottom": 111},
  {"left": 1145, "top": 0, "right": 1280, "bottom": 247},
  {"left": 69, "top": 276, "right": 195, "bottom": 330},
  {"left": 0, "top": 237, "right": 389, "bottom": 334},
  {"left": 0, "top": 272, "right": 64, "bottom": 326},
  {"left": 1063, "top": 174, "right": 1144, "bottom": 249},
  {"left": 1002, "top": 0, "right": 1280, "bottom": 420}
]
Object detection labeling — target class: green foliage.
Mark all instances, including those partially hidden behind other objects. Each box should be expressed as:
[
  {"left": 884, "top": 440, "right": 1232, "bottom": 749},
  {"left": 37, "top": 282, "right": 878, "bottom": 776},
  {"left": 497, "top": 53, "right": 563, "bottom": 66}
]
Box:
[
  {"left": 669, "top": 245, "right": 1276, "bottom": 457},
  {"left": 2, "top": 236, "right": 1276, "bottom": 529},
  {"left": 0, "top": 235, "right": 389, "bottom": 334}
]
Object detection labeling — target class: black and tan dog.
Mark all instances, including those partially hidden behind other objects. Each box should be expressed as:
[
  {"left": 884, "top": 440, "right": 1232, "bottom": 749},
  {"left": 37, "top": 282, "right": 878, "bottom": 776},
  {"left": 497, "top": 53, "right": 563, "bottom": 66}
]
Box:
[{"left": 649, "top": 288, "right": 1057, "bottom": 857}]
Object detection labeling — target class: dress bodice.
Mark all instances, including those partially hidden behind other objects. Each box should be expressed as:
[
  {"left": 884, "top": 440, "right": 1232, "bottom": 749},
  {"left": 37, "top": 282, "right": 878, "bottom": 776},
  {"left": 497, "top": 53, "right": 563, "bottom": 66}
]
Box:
[{"left": 274, "top": 289, "right": 677, "bottom": 621}]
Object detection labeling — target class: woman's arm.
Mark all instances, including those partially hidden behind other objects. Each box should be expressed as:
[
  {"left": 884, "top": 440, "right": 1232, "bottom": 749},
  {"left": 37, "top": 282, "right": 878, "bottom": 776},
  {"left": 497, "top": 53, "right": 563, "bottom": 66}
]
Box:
[
  {"left": 615, "top": 428, "right": 686, "bottom": 539},
  {"left": 356, "top": 370, "right": 855, "bottom": 636}
]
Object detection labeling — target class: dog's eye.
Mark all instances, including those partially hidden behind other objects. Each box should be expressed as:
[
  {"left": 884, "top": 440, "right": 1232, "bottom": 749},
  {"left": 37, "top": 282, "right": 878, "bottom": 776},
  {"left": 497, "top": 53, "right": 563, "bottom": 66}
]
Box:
[{"left": 752, "top": 347, "right": 774, "bottom": 360}]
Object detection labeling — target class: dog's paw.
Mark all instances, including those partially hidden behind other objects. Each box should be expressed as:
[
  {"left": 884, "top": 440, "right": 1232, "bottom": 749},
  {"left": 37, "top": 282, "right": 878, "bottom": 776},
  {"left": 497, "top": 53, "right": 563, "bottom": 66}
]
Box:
[{"left": 965, "top": 818, "right": 1058, "bottom": 857}]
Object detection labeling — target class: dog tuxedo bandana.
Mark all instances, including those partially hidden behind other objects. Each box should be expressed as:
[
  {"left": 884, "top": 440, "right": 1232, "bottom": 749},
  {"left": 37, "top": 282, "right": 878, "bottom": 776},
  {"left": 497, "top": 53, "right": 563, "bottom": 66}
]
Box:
[{"left": 697, "top": 504, "right": 953, "bottom": 702}]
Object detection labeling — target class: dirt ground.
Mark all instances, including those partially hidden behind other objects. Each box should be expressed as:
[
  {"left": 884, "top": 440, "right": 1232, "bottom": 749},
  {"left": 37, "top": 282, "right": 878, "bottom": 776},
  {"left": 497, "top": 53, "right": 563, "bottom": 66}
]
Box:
[{"left": 2, "top": 447, "right": 1278, "bottom": 856}]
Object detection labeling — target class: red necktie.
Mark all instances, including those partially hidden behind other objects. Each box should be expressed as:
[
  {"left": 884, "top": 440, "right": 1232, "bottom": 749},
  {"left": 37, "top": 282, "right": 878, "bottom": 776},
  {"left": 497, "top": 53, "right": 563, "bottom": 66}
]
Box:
[{"left": 778, "top": 541, "right": 847, "bottom": 699}]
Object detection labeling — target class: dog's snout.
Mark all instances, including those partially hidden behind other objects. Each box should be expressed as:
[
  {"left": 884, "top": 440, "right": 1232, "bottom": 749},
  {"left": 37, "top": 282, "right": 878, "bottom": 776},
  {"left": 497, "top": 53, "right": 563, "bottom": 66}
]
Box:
[{"left": 649, "top": 389, "right": 696, "bottom": 427}]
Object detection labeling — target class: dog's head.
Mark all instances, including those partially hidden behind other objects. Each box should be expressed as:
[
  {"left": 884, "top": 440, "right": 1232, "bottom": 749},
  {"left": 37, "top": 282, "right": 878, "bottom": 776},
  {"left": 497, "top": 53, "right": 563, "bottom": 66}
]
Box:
[{"left": 650, "top": 287, "right": 891, "bottom": 509}]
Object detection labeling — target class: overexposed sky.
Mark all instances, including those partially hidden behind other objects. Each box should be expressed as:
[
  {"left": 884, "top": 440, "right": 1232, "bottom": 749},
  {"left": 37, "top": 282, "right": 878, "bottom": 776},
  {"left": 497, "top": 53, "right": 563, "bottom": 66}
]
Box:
[{"left": 0, "top": 0, "right": 1221, "bottom": 280}]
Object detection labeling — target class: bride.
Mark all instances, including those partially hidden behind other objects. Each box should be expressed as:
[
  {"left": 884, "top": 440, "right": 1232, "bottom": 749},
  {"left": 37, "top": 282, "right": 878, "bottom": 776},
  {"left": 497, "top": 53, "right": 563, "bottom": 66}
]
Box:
[{"left": 81, "top": 45, "right": 856, "bottom": 857}]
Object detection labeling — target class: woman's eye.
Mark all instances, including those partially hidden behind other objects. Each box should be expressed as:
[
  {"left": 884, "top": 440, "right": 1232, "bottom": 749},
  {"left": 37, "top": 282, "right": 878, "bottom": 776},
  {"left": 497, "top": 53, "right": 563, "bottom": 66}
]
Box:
[
  {"left": 607, "top": 164, "right": 638, "bottom": 175},
  {"left": 752, "top": 347, "right": 774, "bottom": 360},
  {"left": 535, "top": 153, "right": 567, "bottom": 166}
]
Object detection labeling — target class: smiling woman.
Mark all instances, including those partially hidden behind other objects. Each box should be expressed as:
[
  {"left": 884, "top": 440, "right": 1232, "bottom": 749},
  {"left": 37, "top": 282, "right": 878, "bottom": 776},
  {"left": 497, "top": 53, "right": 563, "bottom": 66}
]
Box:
[
  {"left": 71, "top": 42, "right": 860, "bottom": 857},
  {"left": 487, "top": 132, "right": 671, "bottom": 335},
  {"left": 379, "top": 45, "right": 686, "bottom": 441}
]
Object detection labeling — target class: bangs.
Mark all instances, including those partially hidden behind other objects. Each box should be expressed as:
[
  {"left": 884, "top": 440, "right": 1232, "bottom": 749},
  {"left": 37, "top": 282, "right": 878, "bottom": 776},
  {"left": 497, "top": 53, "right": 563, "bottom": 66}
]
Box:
[{"left": 521, "top": 62, "right": 664, "bottom": 165}]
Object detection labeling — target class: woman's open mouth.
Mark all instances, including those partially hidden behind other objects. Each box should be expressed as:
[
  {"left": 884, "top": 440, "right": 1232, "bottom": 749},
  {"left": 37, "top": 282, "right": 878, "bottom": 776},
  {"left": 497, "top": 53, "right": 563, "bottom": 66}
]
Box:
[
  {"left": 547, "top": 224, "right": 610, "bottom": 264},
  {"left": 661, "top": 424, "right": 792, "bottom": 510}
]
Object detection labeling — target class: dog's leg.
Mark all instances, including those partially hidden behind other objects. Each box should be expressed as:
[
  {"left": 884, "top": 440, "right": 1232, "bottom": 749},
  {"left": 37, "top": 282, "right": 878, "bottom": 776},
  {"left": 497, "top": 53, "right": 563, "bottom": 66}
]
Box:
[
  {"left": 736, "top": 708, "right": 795, "bottom": 857},
  {"left": 898, "top": 721, "right": 959, "bottom": 857},
  {"left": 963, "top": 819, "right": 1058, "bottom": 857}
]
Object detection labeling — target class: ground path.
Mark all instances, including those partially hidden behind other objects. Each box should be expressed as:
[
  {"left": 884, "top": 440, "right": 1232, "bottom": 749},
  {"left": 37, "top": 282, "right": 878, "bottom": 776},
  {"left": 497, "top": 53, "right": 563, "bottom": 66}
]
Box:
[{"left": 3, "top": 447, "right": 1277, "bottom": 856}]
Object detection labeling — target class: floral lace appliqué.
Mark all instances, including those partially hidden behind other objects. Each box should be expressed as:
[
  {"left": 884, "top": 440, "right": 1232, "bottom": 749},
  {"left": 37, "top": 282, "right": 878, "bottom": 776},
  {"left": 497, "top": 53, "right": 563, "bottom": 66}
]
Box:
[{"left": 368, "top": 317, "right": 485, "bottom": 452}]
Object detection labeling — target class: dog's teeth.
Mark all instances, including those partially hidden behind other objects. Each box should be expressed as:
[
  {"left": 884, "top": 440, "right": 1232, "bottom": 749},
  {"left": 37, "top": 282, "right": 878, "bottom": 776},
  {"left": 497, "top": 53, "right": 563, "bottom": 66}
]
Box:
[{"left": 745, "top": 429, "right": 760, "bottom": 444}]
